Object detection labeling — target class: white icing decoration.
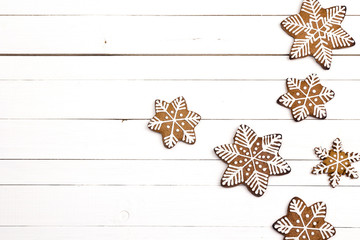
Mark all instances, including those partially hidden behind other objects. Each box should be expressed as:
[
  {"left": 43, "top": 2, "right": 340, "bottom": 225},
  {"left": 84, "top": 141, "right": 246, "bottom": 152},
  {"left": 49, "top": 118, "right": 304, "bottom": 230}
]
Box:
[
  {"left": 148, "top": 96, "right": 201, "bottom": 149},
  {"left": 274, "top": 197, "right": 335, "bottom": 240},
  {"left": 313, "top": 138, "right": 360, "bottom": 187},
  {"left": 278, "top": 74, "right": 335, "bottom": 121},
  {"left": 214, "top": 124, "right": 290, "bottom": 196},
  {"left": 281, "top": 1, "right": 355, "bottom": 69}
]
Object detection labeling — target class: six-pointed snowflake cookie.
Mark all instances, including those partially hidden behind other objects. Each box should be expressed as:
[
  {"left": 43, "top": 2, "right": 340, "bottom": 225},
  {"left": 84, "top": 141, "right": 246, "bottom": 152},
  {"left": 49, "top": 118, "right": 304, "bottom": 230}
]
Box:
[
  {"left": 281, "top": 0, "right": 355, "bottom": 69},
  {"left": 273, "top": 197, "right": 336, "bottom": 240},
  {"left": 214, "top": 124, "right": 291, "bottom": 197},
  {"left": 148, "top": 96, "right": 201, "bottom": 149},
  {"left": 277, "top": 74, "right": 335, "bottom": 122},
  {"left": 312, "top": 138, "right": 360, "bottom": 187}
]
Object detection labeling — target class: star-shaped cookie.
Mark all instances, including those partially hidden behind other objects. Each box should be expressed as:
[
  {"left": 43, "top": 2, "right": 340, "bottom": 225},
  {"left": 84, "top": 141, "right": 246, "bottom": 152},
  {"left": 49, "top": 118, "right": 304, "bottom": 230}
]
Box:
[
  {"left": 273, "top": 197, "right": 336, "bottom": 240},
  {"left": 312, "top": 138, "right": 360, "bottom": 187},
  {"left": 277, "top": 74, "right": 335, "bottom": 122},
  {"left": 281, "top": 0, "right": 355, "bottom": 69},
  {"left": 214, "top": 124, "right": 291, "bottom": 197},
  {"left": 148, "top": 96, "right": 201, "bottom": 149}
]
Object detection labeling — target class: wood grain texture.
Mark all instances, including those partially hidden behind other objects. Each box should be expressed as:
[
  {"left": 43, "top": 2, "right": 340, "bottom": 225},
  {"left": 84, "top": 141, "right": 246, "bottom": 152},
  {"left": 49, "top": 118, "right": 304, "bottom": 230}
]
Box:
[
  {"left": 1, "top": 0, "right": 360, "bottom": 239},
  {"left": 0, "top": 186, "right": 356, "bottom": 226},
  {"left": 0, "top": 80, "right": 356, "bottom": 119},
  {"left": 0, "top": 0, "right": 359, "bottom": 15},
  {"left": 1, "top": 56, "right": 360, "bottom": 80},
  {"left": 0, "top": 16, "right": 357, "bottom": 54},
  {"left": 0, "top": 227, "right": 358, "bottom": 240},
  {"left": 0, "top": 160, "right": 358, "bottom": 186},
  {"left": 0, "top": 120, "right": 359, "bottom": 159}
]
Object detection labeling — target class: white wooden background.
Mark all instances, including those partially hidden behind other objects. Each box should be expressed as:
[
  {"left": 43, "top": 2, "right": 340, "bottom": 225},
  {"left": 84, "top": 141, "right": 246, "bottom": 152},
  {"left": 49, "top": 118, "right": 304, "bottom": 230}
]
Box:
[{"left": 0, "top": 0, "right": 359, "bottom": 239}]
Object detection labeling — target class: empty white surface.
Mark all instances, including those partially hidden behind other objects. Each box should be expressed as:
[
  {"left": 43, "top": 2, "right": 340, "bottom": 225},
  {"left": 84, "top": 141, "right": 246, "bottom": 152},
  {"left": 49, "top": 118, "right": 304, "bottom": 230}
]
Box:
[{"left": 1, "top": 0, "right": 360, "bottom": 239}]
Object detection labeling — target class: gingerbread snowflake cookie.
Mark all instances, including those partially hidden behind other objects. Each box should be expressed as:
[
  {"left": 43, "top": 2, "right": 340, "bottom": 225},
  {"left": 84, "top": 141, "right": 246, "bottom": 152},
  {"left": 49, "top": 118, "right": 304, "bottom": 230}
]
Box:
[
  {"left": 312, "top": 138, "right": 360, "bottom": 187},
  {"left": 148, "top": 96, "right": 201, "bottom": 149},
  {"left": 277, "top": 74, "right": 335, "bottom": 122},
  {"left": 281, "top": 0, "right": 355, "bottom": 69},
  {"left": 214, "top": 124, "right": 291, "bottom": 197},
  {"left": 273, "top": 197, "right": 336, "bottom": 240}
]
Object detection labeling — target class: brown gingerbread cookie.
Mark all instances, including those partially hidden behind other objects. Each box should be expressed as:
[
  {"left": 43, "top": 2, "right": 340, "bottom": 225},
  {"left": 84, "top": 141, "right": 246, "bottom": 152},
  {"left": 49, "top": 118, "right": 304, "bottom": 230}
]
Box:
[
  {"left": 312, "top": 138, "right": 360, "bottom": 187},
  {"left": 273, "top": 197, "right": 336, "bottom": 240},
  {"left": 277, "top": 74, "right": 335, "bottom": 122},
  {"left": 214, "top": 124, "right": 291, "bottom": 197},
  {"left": 148, "top": 96, "right": 201, "bottom": 149},
  {"left": 281, "top": 0, "right": 355, "bottom": 70}
]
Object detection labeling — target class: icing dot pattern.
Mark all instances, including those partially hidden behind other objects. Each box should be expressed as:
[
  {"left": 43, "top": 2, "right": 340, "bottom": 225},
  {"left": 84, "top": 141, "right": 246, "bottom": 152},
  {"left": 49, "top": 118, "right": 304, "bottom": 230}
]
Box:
[
  {"left": 278, "top": 74, "right": 335, "bottom": 122},
  {"left": 215, "top": 124, "right": 291, "bottom": 196},
  {"left": 148, "top": 96, "right": 201, "bottom": 149},
  {"left": 273, "top": 197, "right": 336, "bottom": 240}
]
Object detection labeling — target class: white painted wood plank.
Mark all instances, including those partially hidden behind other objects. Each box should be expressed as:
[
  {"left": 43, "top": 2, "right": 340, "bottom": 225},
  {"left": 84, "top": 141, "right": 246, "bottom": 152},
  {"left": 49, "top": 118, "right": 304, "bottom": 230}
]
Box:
[
  {"left": 0, "top": 80, "right": 356, "bottom": 119},
  {"left": 0, "top": 16, "right": 357, "bottom": 54},
  {"left": 0, "top": 56, "right": 359, "bottom": 80},
  {"left": 0, "top": 0, "right": 359, "bottom": 15},
  {"left": 0, "top": 120, "right": 359, "bottom": 159},
  {"left": 0, "top": 227, "right": 357, "bottom": 240},
  {"left": 0, "top": 186, "right": 357, "bottom": 226},
  {"left": 0, "top": 160, "right": 358, "bottom": 186}
]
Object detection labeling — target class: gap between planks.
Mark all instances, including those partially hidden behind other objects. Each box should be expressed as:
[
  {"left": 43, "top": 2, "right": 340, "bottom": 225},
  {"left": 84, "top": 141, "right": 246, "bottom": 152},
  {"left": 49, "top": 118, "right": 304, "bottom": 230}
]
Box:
[
  {"left": 0, "top": 225, "right": 356, "bottom": 228},
  {"left": 0, "top": 14, "right": 360, "bottom": 17},
  {"left": 2, "top": 79, "right": 360, "bottom": 82},
  {"left": 1, "top": 118, "right": 360, "bottom": 120},
  {"left": 0, "top": 184, "right": 356, "bottom": 187},
  {"left": 0, "top": 54, "right": 359, "bottom": 56}
]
